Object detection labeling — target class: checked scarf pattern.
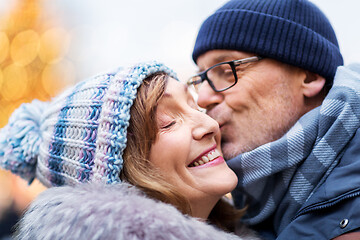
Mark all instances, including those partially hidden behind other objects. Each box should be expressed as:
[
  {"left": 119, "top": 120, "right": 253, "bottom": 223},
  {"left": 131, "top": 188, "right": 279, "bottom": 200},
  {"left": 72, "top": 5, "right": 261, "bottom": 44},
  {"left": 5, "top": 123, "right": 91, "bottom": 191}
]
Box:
[{"left": 227, "top": 64, "right": 360, "bottom": 234}]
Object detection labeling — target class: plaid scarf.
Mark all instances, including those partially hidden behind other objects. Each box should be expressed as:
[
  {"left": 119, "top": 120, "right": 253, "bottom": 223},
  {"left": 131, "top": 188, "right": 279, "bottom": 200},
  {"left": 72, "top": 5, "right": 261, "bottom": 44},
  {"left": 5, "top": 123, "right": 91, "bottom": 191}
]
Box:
[{"left": 227, "top": 64, "right": 360, "bottom": 234}]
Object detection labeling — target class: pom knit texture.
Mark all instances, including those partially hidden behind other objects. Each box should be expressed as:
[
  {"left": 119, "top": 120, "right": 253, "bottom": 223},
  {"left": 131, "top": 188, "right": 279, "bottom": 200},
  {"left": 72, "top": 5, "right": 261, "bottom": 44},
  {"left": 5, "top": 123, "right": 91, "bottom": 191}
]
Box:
[
  {"left": 192, "top": 0, "right": 343, "bottom": 83},
  {"left": 0, "top": 100, "right": 49, "bottom": 183},
  {"left": 0, "top": 62, "right": 177, "bottom": 187}
]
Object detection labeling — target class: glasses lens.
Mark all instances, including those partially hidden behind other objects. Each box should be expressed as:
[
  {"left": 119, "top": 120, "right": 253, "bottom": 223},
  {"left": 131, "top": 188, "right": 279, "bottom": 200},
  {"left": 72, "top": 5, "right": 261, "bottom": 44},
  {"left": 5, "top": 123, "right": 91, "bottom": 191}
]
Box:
[
  {"left": 188, "top": 75, "right": 203, "bottom": 92},
  {"left": 207, "top": 63, "right": 236, "bottom": 91}
]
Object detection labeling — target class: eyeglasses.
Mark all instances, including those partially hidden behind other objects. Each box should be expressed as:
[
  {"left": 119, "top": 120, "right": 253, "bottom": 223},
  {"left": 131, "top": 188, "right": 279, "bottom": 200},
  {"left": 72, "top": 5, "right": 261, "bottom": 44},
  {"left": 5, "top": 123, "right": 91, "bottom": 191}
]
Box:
[{"left": 187, "top": 56, "right": 263, "bottom": 92}]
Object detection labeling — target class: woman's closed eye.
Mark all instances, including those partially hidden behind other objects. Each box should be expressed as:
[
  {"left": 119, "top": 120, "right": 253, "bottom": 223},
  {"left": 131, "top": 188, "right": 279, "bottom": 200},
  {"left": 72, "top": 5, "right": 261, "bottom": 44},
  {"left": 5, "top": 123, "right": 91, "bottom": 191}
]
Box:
[{"left": 162, "top": 120, "right": 176, "bottom": 129}]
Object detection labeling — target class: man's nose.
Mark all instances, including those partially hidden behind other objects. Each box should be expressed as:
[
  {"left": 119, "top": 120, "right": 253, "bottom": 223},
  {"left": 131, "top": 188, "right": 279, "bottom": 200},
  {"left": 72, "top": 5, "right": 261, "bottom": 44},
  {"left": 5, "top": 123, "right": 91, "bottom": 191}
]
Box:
[
  {"left": 196, "top": 81, "right": 223, "bottom": 110},
  {"left": 191, "top": 108, "right": 219, "bottom": 141}
]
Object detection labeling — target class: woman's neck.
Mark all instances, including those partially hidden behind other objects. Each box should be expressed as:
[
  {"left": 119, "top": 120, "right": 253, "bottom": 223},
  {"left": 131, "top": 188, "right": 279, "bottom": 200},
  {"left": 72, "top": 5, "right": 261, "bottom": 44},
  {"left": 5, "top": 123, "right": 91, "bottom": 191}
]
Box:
[{"left": 190, "top": 197, "right": 218, "bottom": 220}]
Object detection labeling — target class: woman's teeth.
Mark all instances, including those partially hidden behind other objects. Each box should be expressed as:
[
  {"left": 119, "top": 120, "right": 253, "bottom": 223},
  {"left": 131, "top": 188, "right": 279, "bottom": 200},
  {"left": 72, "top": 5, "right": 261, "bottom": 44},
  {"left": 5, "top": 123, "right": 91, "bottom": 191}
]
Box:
[{"left": 189, "top": 149, "right": 220, "bottom": 167}]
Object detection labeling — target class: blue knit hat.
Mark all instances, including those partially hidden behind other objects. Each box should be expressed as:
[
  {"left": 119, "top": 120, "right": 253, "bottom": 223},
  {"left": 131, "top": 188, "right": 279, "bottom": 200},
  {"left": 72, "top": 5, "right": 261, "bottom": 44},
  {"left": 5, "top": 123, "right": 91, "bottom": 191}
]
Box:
[
  {"left": 0, "top": 61, "right": 177, "bottom": 186},
  {"left": 192, "top": 0, "right": 343, "bottom": 84}
]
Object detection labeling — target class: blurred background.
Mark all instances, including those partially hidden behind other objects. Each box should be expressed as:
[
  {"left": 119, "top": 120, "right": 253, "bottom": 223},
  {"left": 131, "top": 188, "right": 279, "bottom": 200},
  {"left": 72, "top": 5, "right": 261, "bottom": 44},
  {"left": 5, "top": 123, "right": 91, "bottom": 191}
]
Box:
[{"left": 0, "top": 0, "right": 358, "bottom": 237}]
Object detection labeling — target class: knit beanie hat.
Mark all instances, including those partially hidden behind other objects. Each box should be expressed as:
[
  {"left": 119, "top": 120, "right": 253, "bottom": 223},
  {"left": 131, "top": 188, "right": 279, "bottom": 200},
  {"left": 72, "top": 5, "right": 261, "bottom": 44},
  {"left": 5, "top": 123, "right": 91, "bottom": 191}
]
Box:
[
  {"left": 192, "top": 0, "right": 343, "bottom": 84},
  {"left": 0, "top": 61, "right": 177, "bottom": 187}
]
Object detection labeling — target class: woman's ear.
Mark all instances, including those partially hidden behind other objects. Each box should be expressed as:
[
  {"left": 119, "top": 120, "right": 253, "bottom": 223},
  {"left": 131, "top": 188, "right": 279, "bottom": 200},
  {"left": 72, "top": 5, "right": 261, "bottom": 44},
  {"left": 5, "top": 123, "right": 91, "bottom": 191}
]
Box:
[{"left": 302, "top": 71, "right": 326, "bottom": 98}]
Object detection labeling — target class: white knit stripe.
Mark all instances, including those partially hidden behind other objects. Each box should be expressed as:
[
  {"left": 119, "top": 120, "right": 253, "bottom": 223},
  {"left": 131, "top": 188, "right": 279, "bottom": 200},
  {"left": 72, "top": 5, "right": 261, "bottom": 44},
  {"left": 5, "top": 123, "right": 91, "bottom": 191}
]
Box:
[{"left": 92, "top": 68, "right": 128, "bottom": 183}]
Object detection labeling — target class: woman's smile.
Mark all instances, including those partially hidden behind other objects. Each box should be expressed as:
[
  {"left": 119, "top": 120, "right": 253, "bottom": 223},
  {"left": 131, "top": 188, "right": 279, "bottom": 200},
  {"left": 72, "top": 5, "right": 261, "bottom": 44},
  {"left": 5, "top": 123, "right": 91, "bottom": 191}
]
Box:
[{"left": 188, "top": 147, "right": 223, "bottom": 168}]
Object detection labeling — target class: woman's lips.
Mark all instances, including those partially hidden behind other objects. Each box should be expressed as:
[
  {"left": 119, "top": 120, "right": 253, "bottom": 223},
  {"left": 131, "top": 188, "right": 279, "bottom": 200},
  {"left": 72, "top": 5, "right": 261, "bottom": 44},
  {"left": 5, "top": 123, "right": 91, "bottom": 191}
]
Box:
[
  {"left": 188, "top": 148, "right": 224, "bottom": 168},
  {"left": 190, "top": 155, "right": 225, "bottom": 168}
]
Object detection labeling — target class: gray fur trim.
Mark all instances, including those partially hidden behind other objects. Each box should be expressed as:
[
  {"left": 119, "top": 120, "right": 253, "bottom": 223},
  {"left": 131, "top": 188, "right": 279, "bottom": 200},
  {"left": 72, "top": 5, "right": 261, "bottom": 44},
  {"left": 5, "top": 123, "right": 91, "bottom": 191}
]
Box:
[{"left": 15, "top": 183, "right": 260, "bottom": 240}]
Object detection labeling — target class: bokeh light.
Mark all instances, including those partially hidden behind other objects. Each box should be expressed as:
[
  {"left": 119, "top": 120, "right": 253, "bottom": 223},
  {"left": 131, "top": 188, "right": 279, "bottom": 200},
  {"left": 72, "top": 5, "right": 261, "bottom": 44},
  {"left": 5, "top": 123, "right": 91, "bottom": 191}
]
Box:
[
  {"left": 1, "top": 64, "right": 28, "bottom": 101},
  {"left": 39, "top": 27, "right": 70, "bottom": 64},
  {"left": 10, "top": 29, "right": 40, "bottom": 66},
  {"left": 0, "top": 0, "right": 74, "bottom": 127},
  {"left": 0, "top": 32, "right": 9, "bottom": 64}
]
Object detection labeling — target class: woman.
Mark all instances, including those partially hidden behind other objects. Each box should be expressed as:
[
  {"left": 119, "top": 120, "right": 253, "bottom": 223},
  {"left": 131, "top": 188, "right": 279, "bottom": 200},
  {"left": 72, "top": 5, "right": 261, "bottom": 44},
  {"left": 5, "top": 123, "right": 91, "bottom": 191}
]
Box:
[{"left": 0, "top": 62, "right": 259, "bottom": 239}]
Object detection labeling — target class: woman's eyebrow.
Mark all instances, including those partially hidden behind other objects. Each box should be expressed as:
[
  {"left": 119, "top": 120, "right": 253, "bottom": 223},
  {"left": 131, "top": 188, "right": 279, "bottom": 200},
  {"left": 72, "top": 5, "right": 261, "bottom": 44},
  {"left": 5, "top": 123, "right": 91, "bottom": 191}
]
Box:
[
  {"left": 163, "top": 92, "right": 172, "bottom": 98},
  {"left": 163, "top": 83, "right": 188, "bottom": 98}
]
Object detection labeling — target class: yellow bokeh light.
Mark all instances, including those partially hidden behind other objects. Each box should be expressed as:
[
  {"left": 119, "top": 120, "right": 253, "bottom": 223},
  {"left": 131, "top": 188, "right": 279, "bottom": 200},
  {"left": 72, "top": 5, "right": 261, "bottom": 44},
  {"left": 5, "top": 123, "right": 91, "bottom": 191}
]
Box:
[
  {"left": 0, "top": 105, "right": 9, "bottom": 127},
  {"left": 0, "top": 32, "right": 9, "bottom": 64},
  {"left": 39, "top": 27, "right": 70, "bottom": 64},
  {"left": 1, "top": 64, "right": 28, "bottom": 101},
  {"left": 10, "top": 29, "right": 40, "bottom": 66},
  {"left": 42, "top": 59, "right": 75, "bottom": 97},
  {"left": 0, "top": 106, "right": 9, "bottom": 127},
  {"left": 0, "top": 68, "right": 3, "bottom": 89}
]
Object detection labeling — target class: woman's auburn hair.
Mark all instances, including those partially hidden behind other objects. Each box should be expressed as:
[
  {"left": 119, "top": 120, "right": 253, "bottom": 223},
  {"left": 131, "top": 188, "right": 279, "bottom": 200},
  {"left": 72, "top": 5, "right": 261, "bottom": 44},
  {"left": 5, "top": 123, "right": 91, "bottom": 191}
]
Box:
[{"left": 121, "top": 73, "right": 244, "bottom": 231}]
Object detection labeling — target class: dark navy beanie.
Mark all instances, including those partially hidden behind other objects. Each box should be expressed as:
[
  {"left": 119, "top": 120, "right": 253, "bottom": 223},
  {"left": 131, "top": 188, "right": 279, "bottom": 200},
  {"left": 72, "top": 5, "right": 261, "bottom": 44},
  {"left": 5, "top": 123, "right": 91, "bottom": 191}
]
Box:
[{"left": 192, "top": 0, "right": 343, "bottom": 84}]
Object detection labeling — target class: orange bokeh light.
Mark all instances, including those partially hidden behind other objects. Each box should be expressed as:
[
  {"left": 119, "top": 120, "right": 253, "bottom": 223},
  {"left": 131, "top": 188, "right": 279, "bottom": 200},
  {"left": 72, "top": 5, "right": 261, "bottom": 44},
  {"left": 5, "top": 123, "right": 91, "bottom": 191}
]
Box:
[
  {"left": 10, "top": 29, "right": 40, "bottom": 66},
  {"left": 0, "top": 32, "right": 9, "bottom": 64}
]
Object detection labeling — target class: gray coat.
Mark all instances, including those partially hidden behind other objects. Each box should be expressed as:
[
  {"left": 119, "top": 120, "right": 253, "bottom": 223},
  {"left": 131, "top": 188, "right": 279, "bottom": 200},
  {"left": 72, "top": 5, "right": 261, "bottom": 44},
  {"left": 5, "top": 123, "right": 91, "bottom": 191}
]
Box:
[{"left": 15, "top": 183, "right": 260, "bottom": 240}]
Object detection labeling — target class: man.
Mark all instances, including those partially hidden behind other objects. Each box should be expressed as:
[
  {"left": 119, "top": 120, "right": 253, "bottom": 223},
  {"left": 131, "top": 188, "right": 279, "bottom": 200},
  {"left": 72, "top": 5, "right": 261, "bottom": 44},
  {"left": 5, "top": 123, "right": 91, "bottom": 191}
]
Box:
[{"left": 188, "top": 0, "right": 360, "bottom": 239}]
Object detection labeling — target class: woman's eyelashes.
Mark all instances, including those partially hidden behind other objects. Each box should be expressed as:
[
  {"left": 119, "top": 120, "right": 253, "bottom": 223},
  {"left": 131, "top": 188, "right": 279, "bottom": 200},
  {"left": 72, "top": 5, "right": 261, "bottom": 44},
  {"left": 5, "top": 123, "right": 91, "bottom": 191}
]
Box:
[
  {"left": 162, "top": 120, "right": 176, "bottom": 129},
  {"left": 157, "top": 114, "right": 177, "bottom": 131}
]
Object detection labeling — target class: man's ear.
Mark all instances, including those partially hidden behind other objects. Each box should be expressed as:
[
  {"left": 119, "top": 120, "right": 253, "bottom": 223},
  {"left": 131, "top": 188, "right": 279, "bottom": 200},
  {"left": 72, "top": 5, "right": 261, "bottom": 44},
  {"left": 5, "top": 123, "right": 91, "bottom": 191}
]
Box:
[{"left": 302, "top": 71, "right": 326, "bottom": 98}]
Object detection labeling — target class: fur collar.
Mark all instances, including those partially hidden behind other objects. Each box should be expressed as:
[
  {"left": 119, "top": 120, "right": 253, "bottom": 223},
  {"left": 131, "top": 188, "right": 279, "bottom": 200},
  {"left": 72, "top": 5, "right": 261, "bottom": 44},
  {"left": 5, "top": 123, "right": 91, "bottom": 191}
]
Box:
[{"left": 15, "top": 183, "right": 260, "bottom": 240}]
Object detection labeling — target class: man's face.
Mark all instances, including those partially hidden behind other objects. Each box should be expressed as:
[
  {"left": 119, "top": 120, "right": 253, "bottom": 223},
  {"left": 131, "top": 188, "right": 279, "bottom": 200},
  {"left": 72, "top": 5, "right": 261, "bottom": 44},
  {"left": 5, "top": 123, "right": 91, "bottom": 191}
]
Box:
[{"left": 196, "top": 50, "right": 307, "bottom": 159}]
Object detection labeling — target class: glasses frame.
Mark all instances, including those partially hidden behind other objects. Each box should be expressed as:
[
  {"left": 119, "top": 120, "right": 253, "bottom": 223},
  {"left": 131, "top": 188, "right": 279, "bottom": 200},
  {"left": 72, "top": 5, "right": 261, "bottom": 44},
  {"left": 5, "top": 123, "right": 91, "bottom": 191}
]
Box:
[{"left": 188, "top": 56, "right": 263, "bottom": 92}]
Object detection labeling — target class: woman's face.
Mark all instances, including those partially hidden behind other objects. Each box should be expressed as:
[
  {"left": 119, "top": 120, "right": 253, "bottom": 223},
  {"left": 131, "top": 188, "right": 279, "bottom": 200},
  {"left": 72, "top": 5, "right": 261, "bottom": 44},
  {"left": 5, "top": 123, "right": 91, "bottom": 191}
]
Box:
[{"left": 149, "top": 78, "right": 238, "bottom": 219}]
